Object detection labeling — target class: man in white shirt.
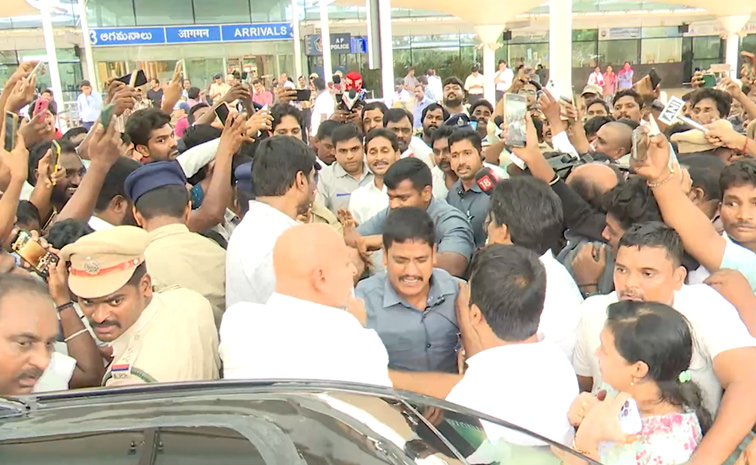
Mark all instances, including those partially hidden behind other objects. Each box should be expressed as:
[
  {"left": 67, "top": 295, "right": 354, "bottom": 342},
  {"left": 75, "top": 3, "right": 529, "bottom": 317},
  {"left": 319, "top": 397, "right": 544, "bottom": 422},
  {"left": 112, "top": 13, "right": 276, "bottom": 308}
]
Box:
[
  {"left": 221, "top": 223, "right": 392, "bottom": 387},
  {"left": 226, "top": 136, "right": 317, "bottom": 306},
  {"left": 464, "top": 65, "right": 486, "bottom": 105},
  {"left": 89, "top": 157, "right": 141, "bottom": 231},
  {"left": 310, "top": 77, "right": 333, "bottom": 137},
  {"left": 383, "top": 108, "right": 434, "bottom": 170},
  {"left": 388, "top": 79, "right": 411, "bottom": 110},
  {"left": 573, "top": 221, "right": 756, "bottom": 465},
  {"left": 316, "top": 124, "right": 373, "bottom": 215},
  {"left": 390, "top": 244, "right": 578, "bottom": 446},
  {"left": 426, "top": 69, "right": 443, "bottom": 105},
  {"left": 486, "top": 176, "right": 583, "bottom": 358},
  {"left": 493, "top": 60, "right": 514, "bottom": 103},
  {"left": 349, "top": 128, "right": 400, "bottom": 224}
]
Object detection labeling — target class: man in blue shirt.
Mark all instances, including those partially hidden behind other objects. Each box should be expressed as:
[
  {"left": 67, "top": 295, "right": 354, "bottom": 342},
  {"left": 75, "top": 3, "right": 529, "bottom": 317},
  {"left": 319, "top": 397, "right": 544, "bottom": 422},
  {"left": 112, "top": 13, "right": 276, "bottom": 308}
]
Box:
[
  {"left": 412, "top": 84, "right": 434, "bottom": 130},
  {"left": 76, "top": 80, "right": 102, "bottom": 131},
  {"left": 356, "top": 207, "right": 461, "bottom": 373}
]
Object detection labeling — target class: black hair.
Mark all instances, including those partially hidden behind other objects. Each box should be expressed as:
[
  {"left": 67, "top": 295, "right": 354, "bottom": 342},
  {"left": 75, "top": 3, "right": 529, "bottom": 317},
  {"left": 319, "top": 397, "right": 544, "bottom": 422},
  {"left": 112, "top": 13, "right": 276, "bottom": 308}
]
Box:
[
  {"left": 271, "top": 103, "right": 303, "bottom": 133},
  {"left": 0, "top": 274, "right": 52, "bottom": 312},
  {"left": 613, "top": 89, "right": 643, "bottom": 108},
  {"left": 61, "top": 126, "right": 88, "bottom": 142},
  {"left": 125, "top": 108, "right": 172, "bottom": 148},
  {"left": 606, "top": 300, "right": 712, "bottom": 434},
  {"left": 470, "top": 99, "right": 494, "bottom": 115},
  {"left": 665, "top": 122, "right": 695, "bottom": 141},
  {"left": 121, "top": 132, "right": 132, "bottom": 146},
  {"left": 95, "top": 157, "right": 142, "bottom": 213},
  {"left": 331, "top": 123, "right": 362, "bottom": 148},
  {"left": 365, "top": 128, "right": 399, "bottom": 153},
  {"left": 447, "top": 129, "right": 483, "bottom": 155},
  {"left": 361, "top": 101, "right": 389, "bottom": 122},
  {"left": 384, "top": 157, "right": 432, "bottom": 192},
  {"left": 681, "top": 91, "right": 694, "bottom": 102},
  {"left": 584, "top": 115, "right": 615, "bottom": 138},
  {"left": 16, "top": 200, "right": 40, "bottom": 229},
  {"left": 586, "top": 98, "right": 611, "bottom": 114},
  {"left": 421, "top": 103, "right": 450, "bottom": 124},
  {"left": 488, "top": 177, "right": 564, "bottom": 255},
  {"left": 689, "top": 88, "right": 732, "bottom": 120},
  {"left": 720, "top": 159, "right": 756, "bottom": 195},
  {"left": 603, "top": 177, "right": 662, "bottom": 230},
  {"left": 526, "top": 80, "right": 542, "bottom": 91},
  {"left": 382, "top": 207, "right": 435, "bottom": 250},
  {"left": 430, "top": 125, "right": 456, "bottom": 147},
  {"left": 27, "top": 140, "right": 78, "bottom": 186},
  {"left": 498, "top": 59, "right": 506, "bottom": 65},
  {"left": 442, "top": 76, "right": 464, "bottom": 90},
  {"left": 135, "top": 184, "right": 190, "bottom": 220},
  {"left": 188, "top": 87, "right": 200, "bottom": 100},
  {"left": 383, "top": 108, "right": 413, "bottom": 127},
  {"left": 251, "top": 136, "right": 315, "bottom": 197},
  {"left": 126, "top": 262, "right": 148, "bottom": 287},
  {"left": 469, "top": 244, "right": 547, "bottom": 342},
  {"left": 45, "top": 219, "right": 94, "bottom": 249},
  {"left": 617, "top": 118, "right": 640, "bottom": 131},
  {"left": 181, "top": 124, "right": 222, "bottom": 150},
  {"left": 316, "top": 119, "right": 341, "bottom": 141},
  {"left": 313, "top": 78, "right": 326, "bottom": 91},
  {"left": 618, "top": 221, "right": 684, "bottom": 267},
  {"left": 30, "top": 99, "right": 57, "bottom": 117},
  {"left": 680, "top": 154, "right": 725, "bottom": 202},
  {"left": 188, "top": 103, "right": 209, "bottom": 125}
]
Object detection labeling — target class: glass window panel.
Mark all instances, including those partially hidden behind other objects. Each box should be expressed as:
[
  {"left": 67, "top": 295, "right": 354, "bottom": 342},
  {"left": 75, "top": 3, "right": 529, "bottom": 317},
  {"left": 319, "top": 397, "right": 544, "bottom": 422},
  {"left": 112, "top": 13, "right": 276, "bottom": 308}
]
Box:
[
  {"left": 598, "top": 40, "right": 639, "bottom": 66},
  {"left": 692, "top": 36, "right": 721, "bottom": 60},
  {"left": 0, "top": 50, "right": 18, "bottom": 64},
  {"left": 133, "top": 0, "right": 194, "bottom": 25},
  {"left": 250, "top": 0, "right": 288, "bottom": 22},
  {"left": 642, "top": 26, "right": 680, "bottom": 39},
  {"left": 194, "top": 0, "right": 250, "bottom": 24},
  {"left": 86, "top": 0, "right": 136, "bottom": 27},
  {"left": 509, "top": 43, "right": 549, "bottom": 68},
  {"left": 641, "top": 38, "right": 682, "bottom": 64},
  {"left": 573, "top": 41, "right": 598, "bottom": 67},
  {"left": 573, "top": 29, "right": 598, "bottom": 42}
]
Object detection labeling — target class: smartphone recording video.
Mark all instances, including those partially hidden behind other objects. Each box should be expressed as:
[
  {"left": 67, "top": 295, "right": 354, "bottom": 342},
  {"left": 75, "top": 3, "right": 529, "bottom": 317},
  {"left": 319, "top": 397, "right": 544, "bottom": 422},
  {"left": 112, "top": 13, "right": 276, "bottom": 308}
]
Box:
[{"left": 505, "top": 93, "right": 528, "bottom": 148}]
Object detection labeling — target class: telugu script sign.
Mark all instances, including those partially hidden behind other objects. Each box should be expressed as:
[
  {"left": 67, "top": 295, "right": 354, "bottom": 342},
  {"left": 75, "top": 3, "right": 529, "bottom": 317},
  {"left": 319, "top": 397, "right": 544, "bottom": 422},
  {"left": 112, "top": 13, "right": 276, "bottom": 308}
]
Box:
[{"left": 90, "top": 23, "right": 291, "bottom": 47}]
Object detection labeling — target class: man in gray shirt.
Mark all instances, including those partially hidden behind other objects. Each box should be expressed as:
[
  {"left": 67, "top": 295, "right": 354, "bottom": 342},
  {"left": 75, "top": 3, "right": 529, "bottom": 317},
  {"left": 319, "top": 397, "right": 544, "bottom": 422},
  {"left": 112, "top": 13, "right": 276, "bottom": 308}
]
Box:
[
  {"left": 316, "top": 124, "right": 374, "bottom": 214},
  {"left": 345, "top": 158, "right": 475, "bottom": 278},
  {"left": 356, "top": 207, "right": 461, "bottom": 373},
  {"left": 403, "top": 67, "right": 420, "bottom": 92}
]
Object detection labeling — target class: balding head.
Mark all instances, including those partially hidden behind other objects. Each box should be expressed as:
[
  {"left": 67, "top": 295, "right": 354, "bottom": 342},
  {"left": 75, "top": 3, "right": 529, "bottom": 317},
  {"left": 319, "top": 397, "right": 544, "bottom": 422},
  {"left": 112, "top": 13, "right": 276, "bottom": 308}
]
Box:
[
  {"left": 273, "top": 223, "right": 357, "bottom": 309},
  {"left": 567, "top": 163, "right": 621, "bottom": 211},
  {"left": 594, "top": 122, "right": 633, "bottom": 161}
]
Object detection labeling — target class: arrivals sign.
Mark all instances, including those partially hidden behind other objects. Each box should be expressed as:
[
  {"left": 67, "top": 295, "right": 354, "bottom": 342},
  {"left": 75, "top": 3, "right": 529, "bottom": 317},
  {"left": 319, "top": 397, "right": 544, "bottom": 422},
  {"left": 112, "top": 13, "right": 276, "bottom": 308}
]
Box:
[{"left": 90, "top": 23, "right": 292, "bottom": 47}]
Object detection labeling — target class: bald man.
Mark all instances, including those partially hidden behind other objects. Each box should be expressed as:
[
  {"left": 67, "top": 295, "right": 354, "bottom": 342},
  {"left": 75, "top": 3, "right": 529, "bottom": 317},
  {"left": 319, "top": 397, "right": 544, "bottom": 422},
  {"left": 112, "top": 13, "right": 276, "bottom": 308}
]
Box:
[
  {"left": 593, "top": 122, "right": 633, "bottom": 164},
  {"left": 219, "top": 224, "right": 393, "bottom": 387},
  {"left": 566, "top": 163, "right": 621, "bottom": 211}
]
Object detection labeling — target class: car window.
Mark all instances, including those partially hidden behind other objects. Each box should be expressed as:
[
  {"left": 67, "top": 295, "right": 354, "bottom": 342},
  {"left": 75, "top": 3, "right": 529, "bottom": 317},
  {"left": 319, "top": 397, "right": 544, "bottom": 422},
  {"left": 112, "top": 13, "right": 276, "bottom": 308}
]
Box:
[{"left": 0, "top": 430, "right": 145, "bottom": 465}]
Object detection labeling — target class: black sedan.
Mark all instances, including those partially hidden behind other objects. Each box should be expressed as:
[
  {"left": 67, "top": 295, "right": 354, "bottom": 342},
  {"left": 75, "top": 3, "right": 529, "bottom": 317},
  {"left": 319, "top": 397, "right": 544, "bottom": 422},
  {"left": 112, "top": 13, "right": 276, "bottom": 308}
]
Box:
[{"left": 0, "top": 380, "right": 596, "bottom": 464}]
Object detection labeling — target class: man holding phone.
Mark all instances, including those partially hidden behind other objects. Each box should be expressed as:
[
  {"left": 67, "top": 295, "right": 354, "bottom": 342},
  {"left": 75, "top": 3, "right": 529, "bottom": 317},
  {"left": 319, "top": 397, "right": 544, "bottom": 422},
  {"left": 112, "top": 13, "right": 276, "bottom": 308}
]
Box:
[{"left": 76, "top": 80, "right": 102, "bottom": 131}]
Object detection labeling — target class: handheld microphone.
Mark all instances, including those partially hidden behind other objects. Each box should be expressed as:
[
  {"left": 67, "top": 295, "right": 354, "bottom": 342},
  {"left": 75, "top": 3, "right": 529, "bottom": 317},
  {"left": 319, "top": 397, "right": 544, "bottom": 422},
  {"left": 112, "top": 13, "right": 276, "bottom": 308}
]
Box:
[
  {"left": 342, "top": 88, "right": 359, "bottom": 111},
  {"left": 474, "top": 167, "right": 501, "bottom": 196}
]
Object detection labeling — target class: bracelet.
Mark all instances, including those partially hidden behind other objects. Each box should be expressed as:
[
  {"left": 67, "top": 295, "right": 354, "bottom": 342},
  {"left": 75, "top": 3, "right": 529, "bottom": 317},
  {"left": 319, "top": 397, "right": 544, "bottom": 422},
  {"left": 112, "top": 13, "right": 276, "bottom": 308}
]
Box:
[
  {"left": 647, "top": 170, "right": 675, "bottom": 188},
  {"left": 548, "top": 174, "right": 560, "bottom": 186},
  {"left": 64, "top": 328, "right": 88, "bottom": 343},
  {"left": 56, "top": 301, "right": 75, "bottom": 313}
]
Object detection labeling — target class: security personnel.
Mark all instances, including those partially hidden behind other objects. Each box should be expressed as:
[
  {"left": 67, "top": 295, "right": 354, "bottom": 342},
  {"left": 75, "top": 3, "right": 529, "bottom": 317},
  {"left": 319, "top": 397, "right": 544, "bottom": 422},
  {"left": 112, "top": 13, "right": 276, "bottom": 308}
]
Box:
[
  {"left": 60, "top": 226, "right": 219, "bottom": 386},
  {"left": 125, "top": 161, "right": 226, "bottom": 328}
]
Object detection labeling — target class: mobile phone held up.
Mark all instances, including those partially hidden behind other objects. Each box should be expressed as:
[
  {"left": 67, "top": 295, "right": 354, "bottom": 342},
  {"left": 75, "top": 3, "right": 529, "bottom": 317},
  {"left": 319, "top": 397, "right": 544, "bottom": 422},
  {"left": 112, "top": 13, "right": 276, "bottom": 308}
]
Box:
[
  {"left": 11, "top": 230, "right": 59, "bottom": 279},
  {"left": 4, "top": 111, "right": 19, "bottom": 152},
  {"left": 648, "top": 68, "right": 662, "bottom": 90},
  {"left": 296, "top": 89, "right": 311, "bottom": 102},
  {"left": 215, "top": 102, "right": 231, "bottom": 125},
  {"left": 505, "top": 93, "right": 528, "bottom": 148},
  {"left": 116, "top": 69, "right": 148, "bottom": 87},
  {"left": 100, "top": 104, "right": 116, "bottom": 131}
]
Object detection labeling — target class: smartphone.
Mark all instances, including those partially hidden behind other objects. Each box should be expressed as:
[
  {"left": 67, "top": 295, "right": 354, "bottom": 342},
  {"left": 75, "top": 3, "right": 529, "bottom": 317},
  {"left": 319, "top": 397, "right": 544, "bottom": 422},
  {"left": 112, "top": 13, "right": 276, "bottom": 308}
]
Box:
[
  {"left": 116, "top": 70, "right": 147, "bottom": 87},
  {"left": 631, "top": 127, "right": 649, "bottom": 163},
  {"left": 649, "top": 68, "right": 662, "bottom": 90},
  {"left": 51, "top": 140, "right": 61, "bottom": 185},
  {"left": 295, "top": 89, "right": 311, "bottom": 102},
  {"left": 4, "top": 111, "right": 18, "bottom": 152},
  {"left": 618, "top": 398, "right": 643, "bottom": 435},
  {"left": 34, "top": 99, "right": 50, "bottom": 117},
  {"left": 241, "top": 71, "right": 249, "bottom": 80},
  {"left": 99, "top": 104, "right": 116, "bottom": 130},
  {"left": 702, "top": 73, "right": 716, "bottom": 88},
  {"left": 505, "top": 93, "right": 528, "bottom": 148},
  {"left": 28, "top": 61, "right": 45, "bottom": 79},
  {"left": 11, "top": 230, "right": 58, "bottom": 279},
  {"left": 215, "top": 102, "right": 230, "bottom": 125}
]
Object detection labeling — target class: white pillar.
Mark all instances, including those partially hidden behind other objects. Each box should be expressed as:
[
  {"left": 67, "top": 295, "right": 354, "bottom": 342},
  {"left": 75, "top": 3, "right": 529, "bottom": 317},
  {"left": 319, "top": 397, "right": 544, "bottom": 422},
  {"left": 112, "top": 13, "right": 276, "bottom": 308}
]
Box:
[
  {"left": 378, "top": 0, "right": 393, "bottom": 101},
  {"left": 548, "top": 0, "right": 572, "bottom": 91},
  {"left": 78, "top": 0, "right": 99, "bottom": 92},
  {"left": 319, "top": 0, "right": 332, "bottom": 81},
  {"left": 40, "top": 0, "right": 63, "bottom": 107},
  {"left": 475, "top": 25, "right": 504, "bottom": 104},
  {"left": 291, "top": 0, "right": 303, "bottom": 79},
  {"left": 717, "top": 15, "right": 750, "bottom": 79}
]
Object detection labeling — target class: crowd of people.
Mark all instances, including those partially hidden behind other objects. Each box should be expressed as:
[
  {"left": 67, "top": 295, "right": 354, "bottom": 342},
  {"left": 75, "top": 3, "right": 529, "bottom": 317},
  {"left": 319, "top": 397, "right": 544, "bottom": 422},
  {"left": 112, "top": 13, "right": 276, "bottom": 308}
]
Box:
[{"left": 2, "top": 54, "right": 756, "bottom": 464}]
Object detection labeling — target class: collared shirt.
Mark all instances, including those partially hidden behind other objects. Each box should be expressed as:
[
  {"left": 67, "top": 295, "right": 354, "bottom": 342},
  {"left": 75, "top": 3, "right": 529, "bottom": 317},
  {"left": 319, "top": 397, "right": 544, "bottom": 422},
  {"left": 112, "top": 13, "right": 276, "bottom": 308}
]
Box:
[
  {"left": 76, "top": 92, "right": 102, "bottom": 123},
  {"left": 349, "top": 181, "right": 388, "bottom": 225},
  {"left": 539, "top": 250, "right": 583, "bottom": 359},
  {"left": 226, "top": 201, "right": 299, "bottom": 307},
  {"left": 145, "top": 223, "right": 226, "bottom": 328},
  {"left": 446, "top": 341, "right": 577, "bottom": 446},
  {"left": 356, "top": 268, "right": 461, "bottom": 372},
  {"left": 220, "top": 293, "right": 392, "bottom": 387},
  {"left": 358, "top": 198, "right": 475, "bottom": 262},
  {"left": 316, "top": 162, "right": 374, "bottom": 214},
  {"left": 88, "top": 215, "right": 114, "bottom": 232},
  {"left": 413, "top": 96, "right": 434, "bottom": 129},
  {"left": 446, "top": 180, "right": 489, "bottom": 248},
  {"left": 252, "top": 90, "right": 273, "bottom": 108},
  {"left": 573, "top": 285, "right": 756, "bottom": 415},
  {"left": 103, "top": 288, "right": 220, "bottom": 386},
  {"left": 401, "top": 136, "right": 435, "bottom": 170}
]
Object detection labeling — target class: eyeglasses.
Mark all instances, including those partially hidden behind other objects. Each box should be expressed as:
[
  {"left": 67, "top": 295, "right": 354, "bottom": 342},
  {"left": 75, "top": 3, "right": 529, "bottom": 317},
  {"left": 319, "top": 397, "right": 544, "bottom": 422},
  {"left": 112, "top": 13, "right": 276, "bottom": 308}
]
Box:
[{"left": 518, "top": 89, "right": 536, "bottom": 96}]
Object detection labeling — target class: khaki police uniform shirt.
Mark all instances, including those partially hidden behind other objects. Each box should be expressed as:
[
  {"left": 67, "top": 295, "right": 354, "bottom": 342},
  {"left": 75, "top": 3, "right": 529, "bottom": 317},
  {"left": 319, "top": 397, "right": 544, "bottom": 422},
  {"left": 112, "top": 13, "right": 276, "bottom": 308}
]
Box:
[
  {"left": 144, "top": 223, "right": 226, "bottom": 328},
  {"left": 103, "top": 288, "right": 220, "bottom": 386}
]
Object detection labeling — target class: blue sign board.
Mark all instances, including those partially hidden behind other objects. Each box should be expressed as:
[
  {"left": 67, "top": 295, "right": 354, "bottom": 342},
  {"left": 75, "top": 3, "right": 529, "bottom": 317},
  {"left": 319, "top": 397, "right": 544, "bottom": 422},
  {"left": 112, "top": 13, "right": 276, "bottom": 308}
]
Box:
[
  {"left": 306, "top": 34, "right": 363, "bottom": 56},
  {"left": 90, "top": 22, "right": 292, "bottom": 47},
  {"left": 350, "top": 37, "right": 367, "bottom": 54}
]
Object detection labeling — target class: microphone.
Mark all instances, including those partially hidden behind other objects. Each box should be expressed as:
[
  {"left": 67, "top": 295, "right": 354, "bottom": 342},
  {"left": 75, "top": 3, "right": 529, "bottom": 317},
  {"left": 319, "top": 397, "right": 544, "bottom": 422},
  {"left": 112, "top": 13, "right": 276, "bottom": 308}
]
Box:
[
  {"left": 474, "top": 166, "right": 501, "bottom": 196},
  {"left": 341, "top": 88, "right": 360, "bottom": 111}
]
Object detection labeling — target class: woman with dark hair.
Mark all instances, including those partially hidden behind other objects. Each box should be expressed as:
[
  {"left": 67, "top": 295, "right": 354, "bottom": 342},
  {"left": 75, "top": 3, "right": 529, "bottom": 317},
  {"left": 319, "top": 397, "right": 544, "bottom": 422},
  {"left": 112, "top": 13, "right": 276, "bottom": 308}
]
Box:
[{"left": 570, "top": 300, "right": 710, "bottom": 463}]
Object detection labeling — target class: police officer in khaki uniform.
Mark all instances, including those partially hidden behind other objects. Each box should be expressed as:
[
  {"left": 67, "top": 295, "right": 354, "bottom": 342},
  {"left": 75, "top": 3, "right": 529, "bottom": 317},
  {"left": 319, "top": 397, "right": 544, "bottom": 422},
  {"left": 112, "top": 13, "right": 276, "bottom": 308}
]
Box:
[
  {"left": 125, "top": 160, "right": 226, "bottom": 328},
  {"left": 60, "top": 226, "right": 219, "bottom": 386}
]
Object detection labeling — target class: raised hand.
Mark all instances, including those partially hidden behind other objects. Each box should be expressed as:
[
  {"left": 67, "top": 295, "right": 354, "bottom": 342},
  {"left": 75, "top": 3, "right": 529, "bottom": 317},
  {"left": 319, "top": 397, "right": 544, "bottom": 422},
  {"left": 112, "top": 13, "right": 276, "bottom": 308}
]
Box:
[
  {"left": 630, "top": 130, "right": 673, "bottom": 184},
  {"left": 217, "top": 113, "right": 254, "bottom": 159},
  {"left": 246, "top": 109, "right": 273, "bottom": 135},
  {"left": 2, "top": 133, "right": 29, "bottom": 183},
  {"left": 85, "top": 120, "right": 121, "bottom": 169},
  {"left": 5, "top": 75, "right": 38, "bottom": 113},
  {"left": 161, "top": 60, "right": 185, "bottom": 112},
  {"left": 18, "top": 111, "right": 55, "bottom": 148}
]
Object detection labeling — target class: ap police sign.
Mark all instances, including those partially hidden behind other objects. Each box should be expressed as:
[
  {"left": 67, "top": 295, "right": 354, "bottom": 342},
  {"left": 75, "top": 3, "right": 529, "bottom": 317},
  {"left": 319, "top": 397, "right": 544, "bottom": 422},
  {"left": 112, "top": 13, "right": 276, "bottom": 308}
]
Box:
[{"left": 90, "top": 22, "right": 292, "bottom": 47}]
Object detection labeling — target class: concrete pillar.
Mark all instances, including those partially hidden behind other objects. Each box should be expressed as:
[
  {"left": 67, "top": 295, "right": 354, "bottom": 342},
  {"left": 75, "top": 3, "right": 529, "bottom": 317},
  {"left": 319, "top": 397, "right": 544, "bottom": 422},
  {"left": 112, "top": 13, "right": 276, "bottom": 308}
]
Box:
[
  {"left": 548, "top": 0, "right": 572, "bottom": 91},
  {"left": 40, "top": 0, "right": 63, "bottom": 106},
  {"left": 291, "top": 0, "right": 303, "bottom": 79},
  {"left": 717, "top": 15, "right": 750, "bottom": 79},
  {"left": 319, "top": 0, "right": 332, "bottom": 81},
  {"left": 475, "top": 25, "right": 504, "bottom": 105},
  {"left": 78, "top": 0, "right": 99, "bottom": 92},
  {"left": 378, "top": 0, "right": 393, "bottom": 101}
]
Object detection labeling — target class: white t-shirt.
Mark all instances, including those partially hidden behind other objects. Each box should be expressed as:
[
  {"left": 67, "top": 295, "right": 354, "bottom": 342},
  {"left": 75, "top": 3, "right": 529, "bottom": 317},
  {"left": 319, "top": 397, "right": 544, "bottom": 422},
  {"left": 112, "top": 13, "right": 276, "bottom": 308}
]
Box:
[
  {"left": 311, "top": 91, "right": 335, "bottom": 136},
  {"left": 447, "top": 342, "right": 577, "bottom": 446},
  {"left": 539, "top": 251, "right": 583, "bottom": 359},
  {"left": 494, "top": 68, "right": 514, "bottom": 92},
  {"left": 573, "top": 285, "right": 756, "bottom": 415},
  {"left": 349, "top": 182, "right": 388, "bottom": 225},
  {"left": 464, "top": 73, "right": 486, "bottom": 95}
]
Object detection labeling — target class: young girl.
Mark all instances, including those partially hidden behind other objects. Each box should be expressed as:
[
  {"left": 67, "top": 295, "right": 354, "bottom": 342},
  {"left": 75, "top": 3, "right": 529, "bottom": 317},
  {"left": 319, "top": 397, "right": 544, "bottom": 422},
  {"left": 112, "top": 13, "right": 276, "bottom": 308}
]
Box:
[{"left": 570, "top": 300, "right": 712, "bottom": 464}]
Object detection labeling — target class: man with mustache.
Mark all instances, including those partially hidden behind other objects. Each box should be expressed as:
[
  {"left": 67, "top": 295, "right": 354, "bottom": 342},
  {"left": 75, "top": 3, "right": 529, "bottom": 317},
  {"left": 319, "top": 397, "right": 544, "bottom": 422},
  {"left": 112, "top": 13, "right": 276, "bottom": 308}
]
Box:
[
  {"left": 125, "top": 108, "right": 180, "bottom": 164},
  {"left": 60, "top": 226, "right": 219, "bottom": 386},
  {"left": 0, "top": 276, "right": 58, "bottom": 396},
  {"left": 349, "top": 128, "right": 400, "bottom": 225},
  {"left": 383, "top": 108, "right": 434, "bottom": 170},
  {"left": 442, "top": 77, "right": 467, "bottom": 115},
  {"left": 420, "top": 103, "right": 448, "bottom": 148},
  {"left": 574, "top": 221, "right": 756, "bottom": 465},
  {"left": 356, "top": 207, "right": 462, "bottom": 373},
  {"left": 612, "top": 89, "right": 643, "bottom": 123}
]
